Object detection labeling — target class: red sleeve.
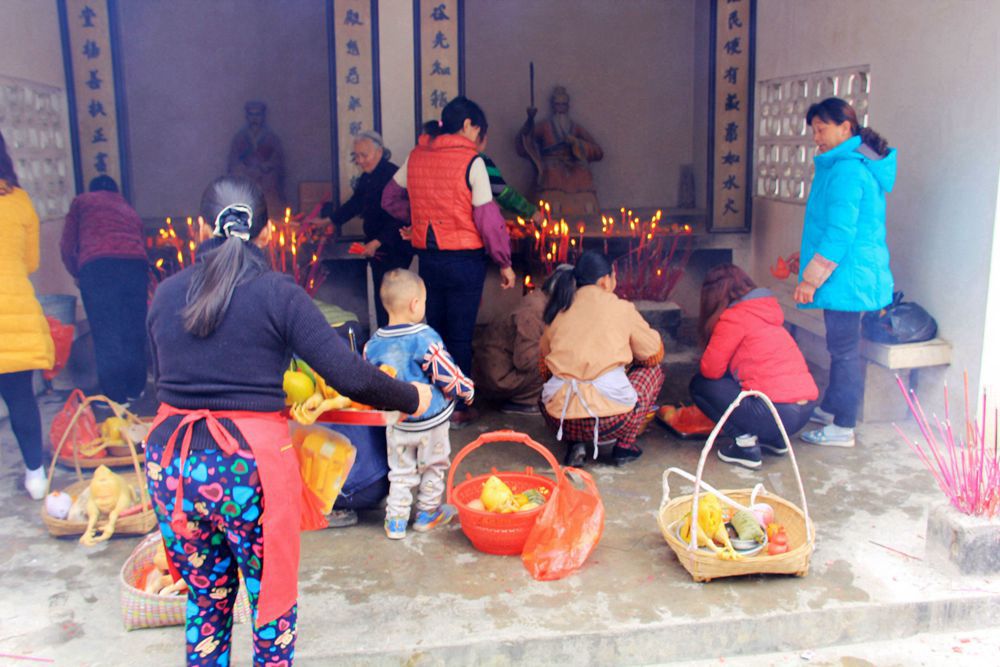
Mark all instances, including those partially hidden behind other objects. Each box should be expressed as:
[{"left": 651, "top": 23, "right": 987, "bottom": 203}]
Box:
[{"left": 699, "top": 313, "right": 743, "bottom": 379}]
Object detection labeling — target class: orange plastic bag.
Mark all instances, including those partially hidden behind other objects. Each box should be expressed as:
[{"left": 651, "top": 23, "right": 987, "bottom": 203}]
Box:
[
  {"left": 521, "top": 467, "right": 605, "bottom": 581},
  {"left": 49, "top": 388, "right": 103, "bottom": 459},
  {"left": 43, "top": 316, "right": 74, "bottom": 381}
]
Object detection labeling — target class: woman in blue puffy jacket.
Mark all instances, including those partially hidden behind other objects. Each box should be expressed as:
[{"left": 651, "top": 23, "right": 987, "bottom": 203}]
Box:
[{"left": 793, "top": 97, "right": 896, "bottom": 448}]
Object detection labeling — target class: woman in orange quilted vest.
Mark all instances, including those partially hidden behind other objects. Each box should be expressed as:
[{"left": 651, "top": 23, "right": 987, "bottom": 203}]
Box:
[
  {"left": 382, "top": 97, "right": 516, "bottom": 427},
  {"left": 0, "top": 130, "right": 55, "bottom": 499}
]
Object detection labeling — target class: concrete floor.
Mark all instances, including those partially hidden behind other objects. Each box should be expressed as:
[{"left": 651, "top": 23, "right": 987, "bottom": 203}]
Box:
[{"left": 2, "top": 348, "right": 999, "bottom": 665}]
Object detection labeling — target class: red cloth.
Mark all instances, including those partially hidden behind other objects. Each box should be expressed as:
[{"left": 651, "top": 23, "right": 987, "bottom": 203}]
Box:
[
  {"left": 148, "top": 405, "right": 326, "bottom": 628},
  {"left": 700, "top": 292, "right": 818, "bottom": 403},
  {"left": 406, "top": 134, "right": 482, "bottom": 251},
  {"left": 60, "top": 191, "right": 147, "bottom": 277}
]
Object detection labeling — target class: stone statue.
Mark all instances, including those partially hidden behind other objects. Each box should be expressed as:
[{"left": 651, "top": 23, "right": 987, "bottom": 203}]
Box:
[
  {"left": 227, "top": 100, "right": 286, "bottom": 217},
  {"left": 517, "top": 86, "right": 603, "bottom": 217}
]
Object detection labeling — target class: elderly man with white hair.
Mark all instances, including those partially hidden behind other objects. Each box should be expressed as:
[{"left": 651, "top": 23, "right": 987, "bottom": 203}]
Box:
[{"left": 321, "top": 130, "right": 414, "bottom": 327}]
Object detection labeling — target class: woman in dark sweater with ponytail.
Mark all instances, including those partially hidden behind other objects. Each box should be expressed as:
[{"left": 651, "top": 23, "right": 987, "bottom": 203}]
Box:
[
  {"left": 793, "top": 97, "right": 896, "bottom": 448},
  {"left": 145, "top": 177, "right": 430, "bottom": 667}
]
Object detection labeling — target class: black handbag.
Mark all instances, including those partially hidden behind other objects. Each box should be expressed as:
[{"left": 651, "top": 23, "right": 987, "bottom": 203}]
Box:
[{"left": 862, "top": 291, "right": 938, "bottom": 344}]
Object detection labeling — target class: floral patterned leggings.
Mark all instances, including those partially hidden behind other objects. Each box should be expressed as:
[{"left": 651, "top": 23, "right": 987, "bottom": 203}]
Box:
[{"left": 147, "top": 442, "right": 297, "bottom": 666}]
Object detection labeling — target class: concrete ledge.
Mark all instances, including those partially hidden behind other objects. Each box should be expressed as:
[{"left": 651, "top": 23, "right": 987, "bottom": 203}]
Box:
[
  {"left": 861, "top": 338, "right": 952, "bottom": 370},
  {"left": 926, "top": 503, "right": 1000, "bottom": 576}
]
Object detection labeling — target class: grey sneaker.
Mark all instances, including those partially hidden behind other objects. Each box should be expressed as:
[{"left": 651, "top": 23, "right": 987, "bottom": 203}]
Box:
[
  {"left": 809, "top": 406, "right": 836, "bottom": 425},
  {"left": 801, "top": 425, "right": 855, "bottom": 448},
  {"left": 326, "top": 509, "right": 359, "bottom": 528}
]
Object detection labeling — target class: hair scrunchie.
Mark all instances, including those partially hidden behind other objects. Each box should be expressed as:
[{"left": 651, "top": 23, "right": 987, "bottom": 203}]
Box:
[{"left": 213, "top": 203, "right": 254, "bottom": 241}]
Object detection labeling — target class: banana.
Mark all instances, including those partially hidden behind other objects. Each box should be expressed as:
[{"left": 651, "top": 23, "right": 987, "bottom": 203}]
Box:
[
  {"left": 312, "top": 374, "right": 326, "bottom": 397},
  {"left": 289, "top": 385, "right": 358, "bottom": 425}
]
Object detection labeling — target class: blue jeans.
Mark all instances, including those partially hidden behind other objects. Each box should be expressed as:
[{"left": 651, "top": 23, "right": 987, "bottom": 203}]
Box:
[
  {"left": 822, "top": 309, "right": 863, "bottom": 428},
  {"left": 417, "top": 250, "right": 487, "bottom": 378}
]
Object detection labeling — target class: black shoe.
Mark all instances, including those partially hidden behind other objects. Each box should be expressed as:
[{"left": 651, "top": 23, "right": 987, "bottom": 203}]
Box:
[
  {"left": 563, "top": 442, "right": 587, "bottom": 467},
  {"left": 500, "top": 401, "right": 540, "bottom": 415},
  {"left": 611, "top": 445, "right": 642, "bottom": 467},
  {"left": 450, "top": 406, "right": 479, "bottom": 430},
  {"left": 716, "top": 441, "right": 762, "bottom": 469},
  {"left": 758, "top": 440, "right": 788, "bottom": 455}
]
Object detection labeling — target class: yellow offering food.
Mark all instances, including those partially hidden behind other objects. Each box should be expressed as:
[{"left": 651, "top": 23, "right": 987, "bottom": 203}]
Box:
[
  {"left": 99, "top": 417, "right": 129, "bottom": 445},
  {"left": 480, "top": 475, "right": 519, "bottom": 513},
  {"left": 294, "top": 431, "right": 356, "bottom": 514},
  {"left": 283, "top": 371, "right": 315, "bottom": 405},
  {"left": 478, "top": 477, "right": 548, "bottom": 513}
]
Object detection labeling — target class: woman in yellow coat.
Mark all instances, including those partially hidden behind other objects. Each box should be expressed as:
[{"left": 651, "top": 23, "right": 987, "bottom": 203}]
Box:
[{"left": 0, "top": 131, "right": 54, "bottom": 499}]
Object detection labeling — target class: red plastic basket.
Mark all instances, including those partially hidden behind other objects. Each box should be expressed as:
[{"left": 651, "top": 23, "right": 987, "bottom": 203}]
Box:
[{"left": 447, "top": 430, "right": 563, "bottom": 555}]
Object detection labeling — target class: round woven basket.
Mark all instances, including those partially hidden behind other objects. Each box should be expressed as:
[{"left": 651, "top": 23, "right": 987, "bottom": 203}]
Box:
[
  {"left": 657, "top": 389, "right": 816, "bottom": 582},
  {"left": 42, "top": 395, "right": 156, "bottom": 540},
  {"left": 658, "top": 487, "right": 814, "bottom": 581},
  {"left": 120, "top": 532, "right": 251, "bottom": 630},
  {"left": 42, "top": 473, "right": 158, "bottom": 538},
  {"left": 447, "top": 431, "right": 561, "bottom": 556}
]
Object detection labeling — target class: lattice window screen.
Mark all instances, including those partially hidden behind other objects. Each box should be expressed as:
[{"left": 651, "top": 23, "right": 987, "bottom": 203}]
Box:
[
  {"left": 0, "top": 76, "right": 73, "bottom": 220},
  {"left": 755, "top": 66, "right": 870, "bottom": 202}
]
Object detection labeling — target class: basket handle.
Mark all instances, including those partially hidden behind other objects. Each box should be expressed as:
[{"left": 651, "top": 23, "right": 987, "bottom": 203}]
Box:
[
  {"left": 660, "top": 467, "right": 764, "bottom": 515},
  {"left": 684, "top": 390, "right": 813, "bottom": 551},
  {"left": 446, "top": 430, "right": 564, "bottom": 506},
  {"left": 45, "top": 394, "right": 151, "bottom": 514}
]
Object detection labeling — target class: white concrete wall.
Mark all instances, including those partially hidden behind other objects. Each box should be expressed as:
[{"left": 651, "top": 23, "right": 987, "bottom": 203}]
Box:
[
  {"left": 752, "top": 0, "right": 1000, "bottom": 407},
  {"left": 377, "top": 0, "right": 416, "bottom": 168},
  {"left": 0, "top": 0, "right": 77, "bottom": 299}
]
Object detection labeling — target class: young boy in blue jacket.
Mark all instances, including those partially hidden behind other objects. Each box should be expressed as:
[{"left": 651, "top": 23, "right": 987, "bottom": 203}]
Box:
[{"left": 363, "top": 269, "right": 474, "bottom": 539}]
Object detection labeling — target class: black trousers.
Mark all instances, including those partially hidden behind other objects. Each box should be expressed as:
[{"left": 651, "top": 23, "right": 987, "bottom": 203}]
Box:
[
  {"left": 417, "top": 250, "right": 487, "bottom": 378},
  {"left": 79, "top": 258, "right": 149, "bottom": 403},
  {"left": 689, "top": 374, "right": 815, "bottom": 445},
  {"left": 0, "top": 370, "right": 43, "bottom": 469}
]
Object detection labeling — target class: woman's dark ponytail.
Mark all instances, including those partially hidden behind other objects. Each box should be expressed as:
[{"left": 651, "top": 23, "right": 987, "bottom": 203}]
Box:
[
  {"left": 425, "top": 96, "right": 488, "bottom": 139},
  {"left": 543, "top": 251, "right": 613, "bottom": 324},
  {"left": 806, "top": 97, "right": 890, "bottom": 157},
  {"left": 182, "top": 177, "right": 269, "bottom": 337},
  {"left": 858, "top": 127, "right": 889, "bottom": 157}
]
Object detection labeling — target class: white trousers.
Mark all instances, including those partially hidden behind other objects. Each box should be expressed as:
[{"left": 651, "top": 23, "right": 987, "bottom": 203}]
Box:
[{"left": 385, "top": 421, "right": 451, "bottom": 519}]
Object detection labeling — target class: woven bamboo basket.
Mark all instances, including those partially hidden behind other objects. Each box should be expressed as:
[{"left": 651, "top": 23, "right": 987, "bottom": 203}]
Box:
[
  {"left": 120, "top": 532, "right": 251, "bottom": 630},
  {"left": 42, "top": 396, "right": 157, "bottom": 539},
  {"left": 657, "top": 390, "right": 816, "bottom": 582},
  {"left": 54, "top": 394, "right": 148, "bottom": 469}
]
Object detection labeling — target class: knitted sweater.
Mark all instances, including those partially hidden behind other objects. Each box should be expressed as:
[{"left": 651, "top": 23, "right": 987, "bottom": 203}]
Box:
[
  {"left": 147, "top": 240, "right": 419, "bottom": 414},
  {"left": 61, "top": 190, "right": 147, "bottom": 277}
]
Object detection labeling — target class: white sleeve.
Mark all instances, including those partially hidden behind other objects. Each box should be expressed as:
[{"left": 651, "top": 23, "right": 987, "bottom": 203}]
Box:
[
  {"left": 394, "top": 156, "right": 408, "bottom": 187},
  {"left": 468, "top": 157, "right": 493, "bottom": 207}
]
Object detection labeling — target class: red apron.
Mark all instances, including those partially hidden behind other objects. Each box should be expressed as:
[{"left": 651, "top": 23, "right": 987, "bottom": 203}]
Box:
[{"left": 148, "top": 404, "right": 327, "bottom": 627}]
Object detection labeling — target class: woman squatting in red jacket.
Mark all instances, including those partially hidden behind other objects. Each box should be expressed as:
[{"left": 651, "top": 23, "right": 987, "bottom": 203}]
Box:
[{"left": 689, "top": 264, "right": 818, "bottom": 469}]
